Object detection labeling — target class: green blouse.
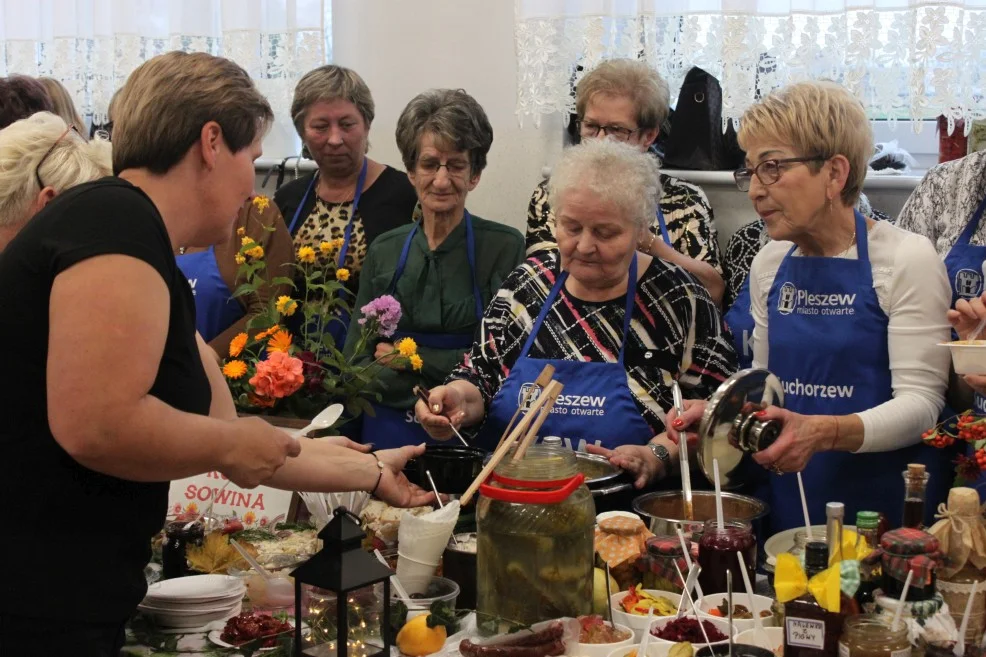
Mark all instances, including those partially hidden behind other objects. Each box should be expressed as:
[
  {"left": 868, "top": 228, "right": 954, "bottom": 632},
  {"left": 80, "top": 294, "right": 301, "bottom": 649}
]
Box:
[{"left": 344, "top": 213, "right": 525, "bottom": 410}]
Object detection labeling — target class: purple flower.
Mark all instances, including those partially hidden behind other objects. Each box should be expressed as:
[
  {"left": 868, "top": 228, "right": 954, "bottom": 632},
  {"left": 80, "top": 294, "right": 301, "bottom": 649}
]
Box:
[{"left": 358, "top": 295, "right": 402, "bottom": 338}]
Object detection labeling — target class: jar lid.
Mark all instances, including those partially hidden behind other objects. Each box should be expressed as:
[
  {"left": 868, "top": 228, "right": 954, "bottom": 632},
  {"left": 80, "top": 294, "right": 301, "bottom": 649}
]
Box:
[
  {"left": 599, "top": 516, "right": 647, "bottom": 537},
  {"left": 856, "top": 511, "right": 879, "bottom": 529},
  {"left": 646, "top": 535, "right": 688, "bottom": 557},
  {"left": 880, "top": 528, "right": 940, "bottom": 555}
]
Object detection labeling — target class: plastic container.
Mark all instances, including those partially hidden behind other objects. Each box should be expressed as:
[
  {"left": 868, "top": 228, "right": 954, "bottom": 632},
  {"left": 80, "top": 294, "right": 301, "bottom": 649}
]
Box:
[
  {"left": 940, "top": 340, "right": 986, "bottom": 375},
  {"left": 393, "top": 575, "right": 459, "bottom": 619},
  {"left": 476, "top": 444, "right": 595, "bottom": 628}
]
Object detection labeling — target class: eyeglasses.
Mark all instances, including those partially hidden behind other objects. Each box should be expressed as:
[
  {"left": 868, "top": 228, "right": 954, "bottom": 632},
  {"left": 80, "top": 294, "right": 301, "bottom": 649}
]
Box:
[
  {"left": 733, "top": 156, "right": 829, "bottom": 192},
  {"left": 36, "top": 125, "right": 80, "bottom": 189},
  {"left": 575, "top": 119, "right": 640, "bottom": 142},
  {"left": 416, "top": 157, "right": 470, "bottom": 177}
]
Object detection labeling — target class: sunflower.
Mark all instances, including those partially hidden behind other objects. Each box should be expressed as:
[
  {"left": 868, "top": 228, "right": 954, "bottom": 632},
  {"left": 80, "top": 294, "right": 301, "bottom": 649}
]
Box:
[
  {"left": 267, "top": 329, "right": 293, "bottom": 354},
  {"left": 254, "top": 325, "right": 281, "bottom": 341},
  {"left": 409, "top": 354, "right": 423, "bottom": 371},
  {"left": 336, "top": 267, "right": 351, "bottom": 282},
  {"left": 222, "top": 360, "right": 248, "bottom": 379},
  {"left": 228, "top": 332, "right": 248, "bottom": 358},
  {"left": 397, "top": 337, "right": 417, "bottom": 357},
  {"left": 297, "top": 246, "right": 316, "bottom": 263},
  {"left": 275, "top": 296, "right": 298, "bottom": 317},
  {"left": 319, "top": 241, "right": 334, "bottom": 256},
  {"left": 251, "top": 195, "right": 271, "bottom": 213},
  {"left": 234, "top": 253, "right": 246, "bottom": 265},
  {"left": 245, "top": 245, "right": 264, "bottom": 260}
]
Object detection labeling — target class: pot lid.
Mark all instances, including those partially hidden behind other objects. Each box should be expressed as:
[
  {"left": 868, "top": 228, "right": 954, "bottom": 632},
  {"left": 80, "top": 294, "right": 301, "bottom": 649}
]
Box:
[{"left": 696, "top": 368, "right": 784, "bottom": 490}]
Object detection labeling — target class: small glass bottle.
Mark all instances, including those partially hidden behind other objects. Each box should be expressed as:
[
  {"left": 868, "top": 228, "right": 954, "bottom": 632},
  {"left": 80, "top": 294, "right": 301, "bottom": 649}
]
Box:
[
  {"left": 855, "top": 511, "right": 881, "bottom": 612},
  {"left": 838, "top": 614, "right": 910, "bottom": 657},
  {"left": 901, "top": 463, "right": 929, "bottom": 529},
  {"left": 827, "top": 502, "right": 846, "bottom": 563},
  {"left": 697, "top": 519, "right": 756, "bottom": 595}
]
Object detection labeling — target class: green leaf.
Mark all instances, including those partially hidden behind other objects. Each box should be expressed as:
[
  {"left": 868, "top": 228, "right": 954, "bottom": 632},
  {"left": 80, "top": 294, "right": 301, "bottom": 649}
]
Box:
[
  {"left": 425, "top": 599, "right": 463, "bottom": 634},
  {"left": 270, "top": 276, "right": 297, "bottom": 289},
  {"left": 232, "top": 283, "right": 259, "bottom": 298}
]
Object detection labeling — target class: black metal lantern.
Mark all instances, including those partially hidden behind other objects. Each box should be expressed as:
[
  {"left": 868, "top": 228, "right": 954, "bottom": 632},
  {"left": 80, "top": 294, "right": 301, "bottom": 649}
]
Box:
[{"left": 291, "top": 508, "right": 393, "bottom": 657}]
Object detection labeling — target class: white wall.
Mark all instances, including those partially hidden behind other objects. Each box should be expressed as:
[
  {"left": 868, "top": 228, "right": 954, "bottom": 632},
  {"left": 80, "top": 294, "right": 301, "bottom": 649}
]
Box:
[{"left": 256, "top": 0, "right": 928, "bottom": 251}]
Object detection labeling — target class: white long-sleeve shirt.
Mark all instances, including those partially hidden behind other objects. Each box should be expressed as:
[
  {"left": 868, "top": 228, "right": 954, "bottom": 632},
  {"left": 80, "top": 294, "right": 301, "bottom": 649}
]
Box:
[{"left": 749, "top": 220, "right": 951, "bottom": 452}]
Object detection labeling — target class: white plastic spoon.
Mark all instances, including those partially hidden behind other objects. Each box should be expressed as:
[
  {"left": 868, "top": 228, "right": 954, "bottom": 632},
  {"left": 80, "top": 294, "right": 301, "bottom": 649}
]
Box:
[{"left": 294, "top": 403, "right": 345, "bottom": 438}]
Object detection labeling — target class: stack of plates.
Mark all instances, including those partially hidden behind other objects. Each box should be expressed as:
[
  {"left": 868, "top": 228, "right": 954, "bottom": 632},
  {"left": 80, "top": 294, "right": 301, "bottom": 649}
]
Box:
[{"left": 139, "top": 574, "right": 246, "bottom": 628}]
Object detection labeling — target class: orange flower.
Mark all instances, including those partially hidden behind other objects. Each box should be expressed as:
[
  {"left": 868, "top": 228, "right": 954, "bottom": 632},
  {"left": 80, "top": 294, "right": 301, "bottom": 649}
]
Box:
[
  {"left": 228, "top": 333, "right": 248, "bottom": 358},
  {"left": 245, "top": 245, "right": 264, "bottom": 260},
  {"left": 254, "top": 325, "right": 281, "bottom": 341},
  {"left": 243, "top": 511, "right": 257, "bottom": 526},
  {"left": 249, "top": 351, "right": 304, "bottom": 399},
  {"left": 222, "top": 360, "right": 248, "bottom": 379},
  {"left": 336, "top": 267, "right": 351, "bottom": 282},
  {"left": 409, "top": 354, "right": 423, "bottom": 371},
  {"left": 184, "top": 502, "right": 199, "bottom": 515},
  {"left": 267, "top": 329, "right": 293, "bottom": 354}
]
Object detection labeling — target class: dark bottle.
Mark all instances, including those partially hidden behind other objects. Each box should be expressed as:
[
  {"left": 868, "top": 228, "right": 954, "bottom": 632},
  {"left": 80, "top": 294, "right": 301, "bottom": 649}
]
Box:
[
  {"left": 783, "top": 541, "right": 858, "bottom": 656},
  {"left": 162, "top": 520, "right": 204, "bottom": 579},
  {"left": 854, "top": 511, "right": 880, "bottom": 612},
  {"left": 902, "top": 463, "right": 929, "bottom": 529}
]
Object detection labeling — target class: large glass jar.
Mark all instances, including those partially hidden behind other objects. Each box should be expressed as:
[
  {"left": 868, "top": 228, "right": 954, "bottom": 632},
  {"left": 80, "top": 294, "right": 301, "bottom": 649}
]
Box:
[
  {"left": 476, "top": 445, "right": 595, "bottom": 629},
  {"left": 838, "top": 614, "right": 910, "bottom": 657},
  {"left": 938, "top": 564, "right": 986, "bottom": 647},
  {"left": 698, "top": 519, "right": 755, "bottom": 595}
]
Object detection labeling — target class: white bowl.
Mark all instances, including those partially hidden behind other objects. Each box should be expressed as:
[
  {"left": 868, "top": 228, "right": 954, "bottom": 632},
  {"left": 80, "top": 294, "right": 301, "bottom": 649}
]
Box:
[
  {"left": 648, "top": 615, "right": 734, "bottom": 645},
  {"left": 138, "top": 602, "right": 242, "bottom": 628},
  {"left": 941, "top": 340, "right": 986, "bottom": 374},
  {"left": 577, "top": 622, "right": 635, "bottom": 657},
  {"left": 611, "top": 590, "right": 683, "bottom": 640},
  {"left": 735, "top": 627, "right": 783, "bottom": 653},
  {"left": 697, "top": 592, "right": 776, "bottom": 632}
]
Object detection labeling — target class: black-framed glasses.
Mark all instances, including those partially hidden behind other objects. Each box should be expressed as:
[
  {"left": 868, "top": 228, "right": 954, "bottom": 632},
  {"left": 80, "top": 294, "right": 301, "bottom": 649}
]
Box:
[
  {"left": 575, "top": 119, "right": 640, "bottom": 142},
  {"left": 733, "top": 156, "right": 829, "bottom": 191},
  {"left": 416, "top": 157, "right": 470, "bottom": 178},
  {"left": 36, "top": 125, "right": 81, "bottom": 189}
]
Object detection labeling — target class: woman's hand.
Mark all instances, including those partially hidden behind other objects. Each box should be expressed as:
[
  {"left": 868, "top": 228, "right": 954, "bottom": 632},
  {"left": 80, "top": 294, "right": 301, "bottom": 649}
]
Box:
[
  {"left": 665, "top": 399, "right": 707, "bottom": 447},
  {"left": 948, "top": 294, "right": 986, "bottom": 341},
  {"left": 374, "top": 342, "right": 403, "bottom": 370},
  {"left": 374, "top": 444, "right": 439, "bottom": 507},
  {"left": 415, "top": 384, "right": 470, "bottom": 440},
  {"left": 750, "top": 407, "right": 836, "bottom": 474},
  {"left": 221, "top": 417, "right": 303, "bottom": 488},
  {"left": 586, "top": 442, "right": 670, "bottom": 489}
]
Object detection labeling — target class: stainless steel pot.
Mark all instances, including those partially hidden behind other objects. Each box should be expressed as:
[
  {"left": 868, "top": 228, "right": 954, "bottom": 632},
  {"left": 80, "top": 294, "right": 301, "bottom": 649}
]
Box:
[
  {"left": 574, "top": 452, "right": 634, "bottom": 497},
  {"left": 632, "top": 490, "right": 769, "bottom": 536}
]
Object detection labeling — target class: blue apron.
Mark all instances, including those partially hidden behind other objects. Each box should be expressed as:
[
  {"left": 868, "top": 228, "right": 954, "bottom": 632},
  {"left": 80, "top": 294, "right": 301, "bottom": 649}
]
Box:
[
  {"left": 763, "top": 210, "right": 950, "bottom": 532},
  {"left": 475, "top": 255, "right": 654, "bottom": 452},
  {"left": 723, "top": 276, "right": 754, "bottom": 369},
  {"left": 943, "top": 194, "right": 986, "bottom": 500},
  {"left": 287, "top": 158, "right": 368, "bottom": 349},
  {"left": 176, "top": 246, "right": 244, "bottom": 343},
  {"left": 360, "top": 213, "right": 485, "bottom": 449}
]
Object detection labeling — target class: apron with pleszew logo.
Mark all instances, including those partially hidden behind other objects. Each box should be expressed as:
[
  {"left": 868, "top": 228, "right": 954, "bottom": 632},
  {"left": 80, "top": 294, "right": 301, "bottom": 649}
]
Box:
[
  {"left": 360, "top": 213, "right": 484, "bottom": 449},
  {"left": 762, "top": 210, "right": 949, "bottom": 532},
  {"left": 176, "top": 246, "right": 244, "bottom": 342},
  {"left": 475, "top": 255, "right": 654, "bottom": 452}
]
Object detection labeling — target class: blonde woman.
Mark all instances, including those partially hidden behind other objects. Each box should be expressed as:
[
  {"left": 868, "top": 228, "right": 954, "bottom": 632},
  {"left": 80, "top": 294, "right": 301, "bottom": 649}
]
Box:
[
  {"left": 0, "top": 111, "right": 111, "bottom": 250},
  {"left": 670, "top": 81, "right": 952, "bottom": 533},
  {"left": 38, "top": 77, "right": 87, "bottom": 138}
]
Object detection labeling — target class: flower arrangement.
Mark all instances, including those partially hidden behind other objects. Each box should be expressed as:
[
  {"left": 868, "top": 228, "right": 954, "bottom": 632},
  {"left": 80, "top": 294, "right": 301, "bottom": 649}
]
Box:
[
  {"left": 922, "top": 411, "right": 986, "bottom": 484},
  {"left": 220, "top": 196, "right": 422, "bottom": 422}
]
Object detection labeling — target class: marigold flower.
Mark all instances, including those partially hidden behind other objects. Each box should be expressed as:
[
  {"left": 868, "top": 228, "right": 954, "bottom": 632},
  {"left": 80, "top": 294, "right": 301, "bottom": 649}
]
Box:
[
  {"left": 298, "top": 246, "right": 316, "bottom": 263},
  {"left": 336, "top": 267, "right": 351, "bottom": 282},
  {"left": 234, "top": 253, "right": 246, "bottom": 265},
  {"left": 397, "top": 337, "right": 417, "bottom": 357},
  {"left": 245, "top": 245, "right": 264, "bottom": 259},
  {"left": 222, "top": 360, "right": 248, "bottom": 379},
  {"left": 249, "top": 351, "right": 304, "bottom": 399},
  {"left": 319, "top": 241, "right": 334, "bottom": 255},
  {"left": 251, "top": 195, "right": 271, "bottom": 213},
  {"left": 241, "top": 236, "right": 256, "bottom": 247},
  {"left": 228, "top": 333, "right": 248, "bottom": 358},
  {"left": 236, "top": 227, "right": 246, "bottom": 237},
  {"left": 409, "top": 354, "right": 423, "bottom": 371},
  {"left": 267, "top": 329, "right": 293, "bottom": 354},
  {"left": 275, "top": 296, "right": 298, "bottom": 317},
  {"left": 254, "top": 325, "right": 281, "bottom": 341}
]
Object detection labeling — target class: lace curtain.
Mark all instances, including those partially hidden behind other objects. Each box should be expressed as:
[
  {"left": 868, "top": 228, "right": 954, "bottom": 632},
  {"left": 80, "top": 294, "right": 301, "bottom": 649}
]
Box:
[
  {"left": 0, "top": 0, "right": 328, "bottom": 126},
  {"left": 515, "top": 0, "right": 986, "bottom": 133}
]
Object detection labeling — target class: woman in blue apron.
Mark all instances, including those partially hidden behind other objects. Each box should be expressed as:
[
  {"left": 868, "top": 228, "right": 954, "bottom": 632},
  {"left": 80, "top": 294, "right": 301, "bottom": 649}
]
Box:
[
  {"left": 344, "top": 89, "right": 525, "bottom": 449},
  {"left": 415, "top": 139, "right": 737, "bottom": 490},
  {"left": 176, "top": 196, "right": 295, "bottom": 354},
  {"left": 670, "top": 81, "right": 953, "bottom": 532}
]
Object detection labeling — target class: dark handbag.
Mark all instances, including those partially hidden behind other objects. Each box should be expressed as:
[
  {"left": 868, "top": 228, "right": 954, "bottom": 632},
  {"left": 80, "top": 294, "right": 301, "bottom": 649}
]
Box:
[{"left": 663, "top": 66, "right": 745, "bottom": 170}]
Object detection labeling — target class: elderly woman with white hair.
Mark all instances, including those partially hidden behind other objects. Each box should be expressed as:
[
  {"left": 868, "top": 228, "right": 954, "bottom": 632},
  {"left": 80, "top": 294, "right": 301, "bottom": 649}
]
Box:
[
  {"left": 417, "top": 139, "right": 736, "bottom": 487},
  {"left": 0, "top": 111, "right": 111, "bottom": 251}
]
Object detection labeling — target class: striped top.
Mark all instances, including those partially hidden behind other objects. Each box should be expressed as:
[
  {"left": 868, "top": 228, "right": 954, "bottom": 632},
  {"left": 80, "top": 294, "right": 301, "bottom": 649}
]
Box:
[{"left": 448, "top": 249, "right": 737, "bottom": 433}]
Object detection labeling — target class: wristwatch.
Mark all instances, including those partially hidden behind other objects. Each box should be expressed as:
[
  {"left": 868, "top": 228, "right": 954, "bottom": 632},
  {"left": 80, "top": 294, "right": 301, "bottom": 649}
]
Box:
[{"left": 647, "top": 442, "right": 672, "bottom": 477}]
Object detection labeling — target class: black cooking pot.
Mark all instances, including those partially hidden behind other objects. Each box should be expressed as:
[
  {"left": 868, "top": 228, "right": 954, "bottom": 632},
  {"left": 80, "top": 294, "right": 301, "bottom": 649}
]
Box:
[{"left": 404, "top": 444, "right": 486, "bottom": 496}]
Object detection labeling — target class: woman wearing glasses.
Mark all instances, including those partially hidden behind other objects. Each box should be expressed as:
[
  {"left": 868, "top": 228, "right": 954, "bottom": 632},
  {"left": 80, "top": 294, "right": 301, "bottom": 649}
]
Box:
[
  {"left": 673, "top": 81, "right": 952, "bottom": 532},
  {"left": 525, "top": 59, "right": 725, "bottom": 304},
  {"left": 345, "top": 89, "right": 524, "bottom": 448}
]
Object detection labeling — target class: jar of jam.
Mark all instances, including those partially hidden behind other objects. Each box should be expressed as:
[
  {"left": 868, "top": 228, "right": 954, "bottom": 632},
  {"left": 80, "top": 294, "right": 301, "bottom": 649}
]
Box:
[
  {"left": 697, "top": 519, "right": 755, "bottom": 595},
  {"left": 162, "top": 520, "right": 205, "bottom": 579},
  {"left": 838, "top": 614, "right": 910, "bottom": 657},
  {"left": 874, "top": 528, "right": 942, "bottom": 602},
  {"left": 637, "top": 535, "right": 692, "bottom": 594}
]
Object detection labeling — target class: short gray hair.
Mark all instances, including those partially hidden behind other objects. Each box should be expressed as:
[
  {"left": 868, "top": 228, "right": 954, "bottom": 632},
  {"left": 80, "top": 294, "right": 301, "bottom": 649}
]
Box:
[
  {"left": 576, "top": 59, "right": 671, "bottom": 131},
  {"left": 0, "top": 112, "right": 112, "bottom": 227},
  {"left": 395, "top": 89, "right": 493, "bottom": 174},
  {"left": 291, "top": 65, "right": 375, "bottom": 137},
  {"left": 548, "top": 139, "right": 661, "bottom": 232}
]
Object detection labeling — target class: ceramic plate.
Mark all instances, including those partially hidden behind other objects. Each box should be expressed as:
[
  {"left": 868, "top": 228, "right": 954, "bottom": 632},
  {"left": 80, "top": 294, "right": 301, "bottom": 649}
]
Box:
[
  {"left": 763, "top": 524, "right": 855, "bottom": 572},
  {"left": 144, "top": 574, "right": 245, "bottom": 602},
  {"left": 208, "top": 618, "right": 300, "bottom": 651}
]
